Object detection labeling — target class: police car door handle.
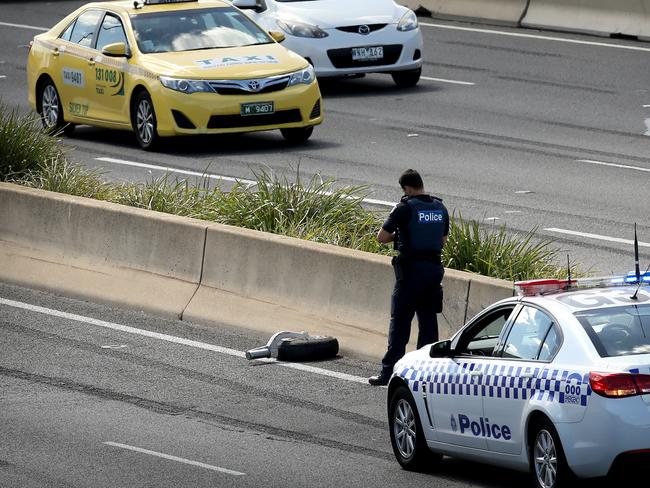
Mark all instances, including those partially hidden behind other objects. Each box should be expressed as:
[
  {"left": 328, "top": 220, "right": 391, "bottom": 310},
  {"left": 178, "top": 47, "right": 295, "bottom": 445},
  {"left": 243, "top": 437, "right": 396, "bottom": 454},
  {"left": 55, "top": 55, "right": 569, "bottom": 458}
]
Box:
[
  {"left": 470, "top": 371, "right": 483, "bottom": 377},
  {"left": 520, "top": 371, "right": 536, "bottom": 378}
]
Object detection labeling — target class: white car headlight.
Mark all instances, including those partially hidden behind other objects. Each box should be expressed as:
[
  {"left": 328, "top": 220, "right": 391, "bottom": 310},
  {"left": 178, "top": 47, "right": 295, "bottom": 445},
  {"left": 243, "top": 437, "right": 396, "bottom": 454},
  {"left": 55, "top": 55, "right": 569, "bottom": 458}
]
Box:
[
  {"left": 160, "top": 76, "right": 212, "bottom": 94},
  {"left": 287, "top": 65, "right": 315, "bottom": 86},
  {"left": 277, "top": 19, "right": 328, "bottom": 38},
  {"left": 397, "top": 10, "right": 418, "bottom": 32}
]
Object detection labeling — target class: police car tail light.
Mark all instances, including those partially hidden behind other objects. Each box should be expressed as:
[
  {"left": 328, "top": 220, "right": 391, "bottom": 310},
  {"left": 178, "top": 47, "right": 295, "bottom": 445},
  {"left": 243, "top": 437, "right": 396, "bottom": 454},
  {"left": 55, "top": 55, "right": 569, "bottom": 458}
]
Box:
[{"left": 589, "top": 372, "right": 650, "bottom": 398}]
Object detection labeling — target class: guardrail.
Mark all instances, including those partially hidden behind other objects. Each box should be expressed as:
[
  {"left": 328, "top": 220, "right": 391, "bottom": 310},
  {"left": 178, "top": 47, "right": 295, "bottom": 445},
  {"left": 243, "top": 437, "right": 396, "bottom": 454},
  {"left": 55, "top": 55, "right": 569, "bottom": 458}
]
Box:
[{"left": 0, "top": 183, "right": 513, "bottom": 359}]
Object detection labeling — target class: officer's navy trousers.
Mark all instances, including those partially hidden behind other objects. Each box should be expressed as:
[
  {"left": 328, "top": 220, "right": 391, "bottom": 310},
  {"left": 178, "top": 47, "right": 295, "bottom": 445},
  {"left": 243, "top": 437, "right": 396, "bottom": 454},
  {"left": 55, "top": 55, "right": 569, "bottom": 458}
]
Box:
[{"left": 381, "top": 260, "right": 444, "bottom": 376}]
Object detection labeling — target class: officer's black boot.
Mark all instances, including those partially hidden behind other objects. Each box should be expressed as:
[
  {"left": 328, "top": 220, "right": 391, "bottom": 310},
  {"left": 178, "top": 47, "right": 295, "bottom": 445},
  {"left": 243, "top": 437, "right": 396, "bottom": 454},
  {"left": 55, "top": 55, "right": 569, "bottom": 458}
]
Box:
[{"left": 368, "top": 369, "right": 391, "bottom": 386}]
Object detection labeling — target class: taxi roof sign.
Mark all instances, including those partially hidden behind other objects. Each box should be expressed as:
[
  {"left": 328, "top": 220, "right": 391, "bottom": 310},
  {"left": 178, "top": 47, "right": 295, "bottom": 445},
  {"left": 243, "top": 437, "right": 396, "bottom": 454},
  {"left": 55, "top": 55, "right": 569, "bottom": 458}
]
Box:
[{"left": 143, "top": 0, "right": 198, "bottom": 5}]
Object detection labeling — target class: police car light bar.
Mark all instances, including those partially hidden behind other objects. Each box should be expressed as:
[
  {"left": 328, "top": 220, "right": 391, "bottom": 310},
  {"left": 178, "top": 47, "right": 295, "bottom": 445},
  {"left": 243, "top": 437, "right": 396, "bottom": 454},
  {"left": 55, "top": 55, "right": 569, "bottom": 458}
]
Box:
[{"left": 514, "top": 271, "right": 650, "bottom": 297}]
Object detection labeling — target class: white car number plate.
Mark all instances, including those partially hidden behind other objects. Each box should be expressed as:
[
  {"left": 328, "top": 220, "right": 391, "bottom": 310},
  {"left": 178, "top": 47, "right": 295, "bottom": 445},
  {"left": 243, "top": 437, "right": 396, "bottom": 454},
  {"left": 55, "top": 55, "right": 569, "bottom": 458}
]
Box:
[{"left": 351, "top": 46, "right": 384, "bottom": 61}]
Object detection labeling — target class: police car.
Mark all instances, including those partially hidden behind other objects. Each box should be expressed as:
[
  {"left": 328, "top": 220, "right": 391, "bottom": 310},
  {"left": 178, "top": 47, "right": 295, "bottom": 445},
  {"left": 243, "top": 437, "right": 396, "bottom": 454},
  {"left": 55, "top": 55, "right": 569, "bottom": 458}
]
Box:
[
  {"left": 231, "top": 0, "right": 423, "bottom": 87},
  {"left": 27, "top": 0, "right": 323, "bottom": 149},
  {"left": 387, "top": 271, "right": 650, "bottom": 488}
]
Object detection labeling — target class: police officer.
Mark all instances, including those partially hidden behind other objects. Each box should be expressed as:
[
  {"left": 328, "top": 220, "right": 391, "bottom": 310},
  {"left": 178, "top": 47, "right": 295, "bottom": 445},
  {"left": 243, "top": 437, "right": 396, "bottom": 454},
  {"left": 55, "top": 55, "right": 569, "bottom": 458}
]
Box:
[{"left": 369, "top": 169, "right": 449, "bottom": 386}]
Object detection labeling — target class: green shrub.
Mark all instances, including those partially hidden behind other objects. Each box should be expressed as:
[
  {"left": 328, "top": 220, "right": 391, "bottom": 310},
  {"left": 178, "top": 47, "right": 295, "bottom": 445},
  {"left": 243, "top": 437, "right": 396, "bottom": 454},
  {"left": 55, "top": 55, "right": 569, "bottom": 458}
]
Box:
[
  {"left": 0, "top": 103, "right": 68, "bottom": 181},
  {"left": 10, "top": 151, "right": 580, "bottom": 280},
  {"left": 443, "top": 212, "right": 580, "bottom": 281},
  {"left": 17, "top": 156, "right": 116, "bottom": 201}
]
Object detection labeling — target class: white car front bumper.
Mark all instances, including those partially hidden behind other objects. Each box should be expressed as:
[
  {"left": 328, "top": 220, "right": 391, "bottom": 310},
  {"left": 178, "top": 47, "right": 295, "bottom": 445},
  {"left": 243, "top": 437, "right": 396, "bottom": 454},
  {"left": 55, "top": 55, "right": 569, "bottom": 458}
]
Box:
[{"left": 281, "top": 25, "right": 423, "bottom": 77}]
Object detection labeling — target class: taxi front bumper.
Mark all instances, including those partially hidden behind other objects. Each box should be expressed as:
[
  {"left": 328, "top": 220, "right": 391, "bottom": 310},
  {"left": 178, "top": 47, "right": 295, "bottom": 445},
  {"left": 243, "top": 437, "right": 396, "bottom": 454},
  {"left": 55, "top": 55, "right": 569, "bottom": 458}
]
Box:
[{"left": 151, "top": 80, "right": 323, "bottom": 137}]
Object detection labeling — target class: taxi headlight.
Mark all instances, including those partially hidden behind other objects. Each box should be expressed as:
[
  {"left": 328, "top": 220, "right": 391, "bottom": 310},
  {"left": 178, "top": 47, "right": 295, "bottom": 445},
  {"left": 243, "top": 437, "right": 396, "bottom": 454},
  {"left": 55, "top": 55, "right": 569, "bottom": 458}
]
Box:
[
  {"left": 397, "top": 10, "right": 418, "bottom": 32},
  {"left": 287, "top": 65, "right": 315, "bottom": 87},
  {"left": 277, "top": 19, "right": 328, "bottom": 38},
  {"left": 160, "top": 76, "right": 212, "bottom": 94}
]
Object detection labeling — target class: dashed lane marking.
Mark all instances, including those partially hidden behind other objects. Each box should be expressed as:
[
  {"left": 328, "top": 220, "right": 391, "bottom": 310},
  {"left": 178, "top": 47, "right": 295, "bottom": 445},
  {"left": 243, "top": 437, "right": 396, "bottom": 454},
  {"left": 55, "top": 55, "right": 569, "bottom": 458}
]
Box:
[
  {"left": 0, "top": 21, "right": 47, "bottom": 31},
  {"left": 545, "top": 228, "right": 650, "bottom": 248},
  {"left": 0, "top": 297, "right": 370, "bottom": 385},
  {"left": 576, "top": 159, "right": 650, "bottom": 173},
  {"left": 104, "top": 442, "right": 245, "bottom": 476},
  {"left": 421, "top": 76, "right": 475, "bottom": 86}
]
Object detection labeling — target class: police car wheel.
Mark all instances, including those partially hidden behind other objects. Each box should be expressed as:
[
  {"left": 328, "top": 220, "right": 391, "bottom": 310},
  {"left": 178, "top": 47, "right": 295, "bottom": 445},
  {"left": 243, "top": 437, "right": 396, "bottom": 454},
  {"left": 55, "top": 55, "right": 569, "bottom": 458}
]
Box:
[
  {"left": 280, "top": 126, "right": 313, "bottom": 144},
  {"left": 133, "top": 91, "right": 159, "bottom": 150},
  {"left": 391, "top": 68, "right": 421, "bottom": 88},
  {"left": 529, "top": 418, "right": 571, "bottom": 488},
  {"left": 276, "top": 336, "right": 338, "bottom": 362},
  {"left": 389, "top": 385, "right": 439, "bottom": 471},
  {"left": 38, "top": 81, "right": 70, "bottom": 134}
]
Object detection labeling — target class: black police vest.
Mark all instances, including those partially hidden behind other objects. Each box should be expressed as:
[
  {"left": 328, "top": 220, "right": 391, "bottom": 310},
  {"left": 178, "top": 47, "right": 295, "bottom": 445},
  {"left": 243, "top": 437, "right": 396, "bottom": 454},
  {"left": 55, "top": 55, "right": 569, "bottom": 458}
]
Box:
[{"left": 400, "top": 197, "right": 446, "bottom": 257}]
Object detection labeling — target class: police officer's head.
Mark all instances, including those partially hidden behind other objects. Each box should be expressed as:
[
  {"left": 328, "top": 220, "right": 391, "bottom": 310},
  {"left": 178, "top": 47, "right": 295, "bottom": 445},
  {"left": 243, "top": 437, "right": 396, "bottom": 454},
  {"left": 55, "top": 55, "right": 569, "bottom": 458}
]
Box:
[{"left": 399, "top": 169, "right": 425, "bottom": 196}]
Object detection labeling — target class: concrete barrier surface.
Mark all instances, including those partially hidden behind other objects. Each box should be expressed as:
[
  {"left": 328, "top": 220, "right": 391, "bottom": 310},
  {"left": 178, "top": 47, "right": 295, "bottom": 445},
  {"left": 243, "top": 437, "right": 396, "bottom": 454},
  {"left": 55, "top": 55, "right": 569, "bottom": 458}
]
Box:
[
  {"left": 0, "top": 183, "right": 514, "bottom": 360},
  {"left": 0, "top": 183, "right": 206, "bottom": 318},
  {"left": 399, "top": 0, "right": 530, "bottom": 25},
  {"left": 522, "top": 0, "right": 650, "bottom": 39}
]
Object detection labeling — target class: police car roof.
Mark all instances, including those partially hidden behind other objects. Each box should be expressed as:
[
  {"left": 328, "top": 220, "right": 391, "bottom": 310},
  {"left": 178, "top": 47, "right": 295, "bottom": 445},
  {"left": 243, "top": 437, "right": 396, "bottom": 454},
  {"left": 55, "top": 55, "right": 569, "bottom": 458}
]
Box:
[{"left": 528, "top": 286, "right": 650, "bottom": 312}]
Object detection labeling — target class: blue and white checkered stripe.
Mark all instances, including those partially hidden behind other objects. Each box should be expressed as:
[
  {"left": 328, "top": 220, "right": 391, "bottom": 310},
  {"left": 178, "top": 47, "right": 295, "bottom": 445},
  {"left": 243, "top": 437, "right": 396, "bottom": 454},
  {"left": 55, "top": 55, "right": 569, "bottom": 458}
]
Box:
[{"left": 399, "top": 360, "right": 592, "bottom": 407}]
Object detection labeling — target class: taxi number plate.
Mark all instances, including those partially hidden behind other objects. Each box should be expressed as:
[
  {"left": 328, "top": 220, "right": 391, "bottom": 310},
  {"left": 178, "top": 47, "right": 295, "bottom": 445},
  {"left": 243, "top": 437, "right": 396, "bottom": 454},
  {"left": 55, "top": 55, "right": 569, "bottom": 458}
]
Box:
[
  {"left": 351, "top": 46, "right": 384, "bottom": 61},
  {"left": 241, "top": 102, "right": 274, "bottom": 116}
]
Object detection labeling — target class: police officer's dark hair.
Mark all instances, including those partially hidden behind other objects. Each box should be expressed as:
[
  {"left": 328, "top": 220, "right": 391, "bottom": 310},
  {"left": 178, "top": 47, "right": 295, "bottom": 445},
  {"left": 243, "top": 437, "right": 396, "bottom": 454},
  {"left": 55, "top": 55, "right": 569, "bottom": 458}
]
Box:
[{"left": 399, "top": 169, "right": 424, "bottom": 190}]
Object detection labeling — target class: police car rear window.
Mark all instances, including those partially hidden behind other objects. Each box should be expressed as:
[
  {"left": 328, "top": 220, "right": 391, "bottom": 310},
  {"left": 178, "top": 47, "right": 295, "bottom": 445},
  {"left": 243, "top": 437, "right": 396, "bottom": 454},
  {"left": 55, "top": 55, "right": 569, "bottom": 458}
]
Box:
[{"left": 575, "top": 304, "right": 650, "bottom": 357}]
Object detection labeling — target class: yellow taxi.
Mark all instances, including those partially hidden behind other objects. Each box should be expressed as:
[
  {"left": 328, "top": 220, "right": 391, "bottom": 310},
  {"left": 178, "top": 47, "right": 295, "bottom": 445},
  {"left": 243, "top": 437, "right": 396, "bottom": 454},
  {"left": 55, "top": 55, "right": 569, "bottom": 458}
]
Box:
[{"left": 27, "top": 0, "right": 323, "bottom": 149}]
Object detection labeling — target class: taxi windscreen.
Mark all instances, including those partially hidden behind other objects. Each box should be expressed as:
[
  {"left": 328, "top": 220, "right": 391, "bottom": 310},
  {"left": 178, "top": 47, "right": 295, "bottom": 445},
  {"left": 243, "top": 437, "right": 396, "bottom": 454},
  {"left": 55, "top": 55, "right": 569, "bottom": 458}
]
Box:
[
  {"left": 575, "top": 304, "right": 650, "bottom": 357},
  {"left": 130, "top": 7, "right": 272, "bottom": 53}
]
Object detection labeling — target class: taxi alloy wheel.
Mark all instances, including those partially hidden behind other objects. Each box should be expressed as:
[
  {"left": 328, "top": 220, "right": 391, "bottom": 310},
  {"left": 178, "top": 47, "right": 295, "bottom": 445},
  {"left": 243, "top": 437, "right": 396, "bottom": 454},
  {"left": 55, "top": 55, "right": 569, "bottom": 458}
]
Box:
[
  {"left": 388, "top": 385, "right": 439, "bottom": 471},
  {"left": 530, "top": 419, "right": 571, "bottom": 488},
  {"left": 41, "top": 84, "right": 60, "bottom": 130},
  {"left": 133, "top": 92, "right": 158, "bottom": 150}
]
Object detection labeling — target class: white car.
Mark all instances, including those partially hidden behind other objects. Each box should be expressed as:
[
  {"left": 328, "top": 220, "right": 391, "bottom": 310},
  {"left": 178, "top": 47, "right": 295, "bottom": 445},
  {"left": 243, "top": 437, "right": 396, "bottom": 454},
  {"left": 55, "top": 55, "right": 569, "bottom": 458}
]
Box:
[
  {"left": 231, "top": 0, "right": 423, "bottom": 87},
  {"left": 387, "top": 273, "right": 650, "bottom": 488}
]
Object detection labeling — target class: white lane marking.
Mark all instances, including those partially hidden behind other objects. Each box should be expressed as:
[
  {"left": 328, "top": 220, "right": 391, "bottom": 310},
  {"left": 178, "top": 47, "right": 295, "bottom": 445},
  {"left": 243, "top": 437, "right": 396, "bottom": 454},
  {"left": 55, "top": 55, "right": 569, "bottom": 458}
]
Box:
[
  {"left": 576, "top": 159, "right": 650, "bottom": 173},
  {"left": 94, "top": 157, "right": 256, "bottom": 186},
  {"left": 0, "top": 76, "right": 6, "bottom": 79},
  {"left": 94, "top": 157, "right": 395, "bottom": 208},
  {"left": 0, "top": 297, "right": 370, "bottom": 385},
  {"left": 643, "top": 105, "right": 650, "bottom": 108},
  {"left": 545, "top": 228, "right": 650, "bottom": 248},
  {"left": 421, "top": 76, "right": 475, "bottom": 86},
  {"left": 104, "top": 442, "right": 245, "bottom": 476},
  {"left": 420, "top": 22, "right": 650, "bottom": 53},
  {"left": 0, "top": 21, "right": 48, "bottom": 32}
]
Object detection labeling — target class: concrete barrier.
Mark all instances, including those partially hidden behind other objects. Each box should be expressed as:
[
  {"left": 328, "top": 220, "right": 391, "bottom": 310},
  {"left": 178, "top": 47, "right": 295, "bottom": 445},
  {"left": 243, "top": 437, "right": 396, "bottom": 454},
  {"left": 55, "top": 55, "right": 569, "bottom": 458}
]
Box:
[
  {"left": 0, "top": 183, "right": 206, "bottom": 318},
  {"left": 399, "top": 0, "right": 530, "bottom": 25},
  {"left": 522, "top": 0, "right": 650, "bottom": 39},
  {"left": 0, "top": 183, "right": 515, "bottom": 360}
]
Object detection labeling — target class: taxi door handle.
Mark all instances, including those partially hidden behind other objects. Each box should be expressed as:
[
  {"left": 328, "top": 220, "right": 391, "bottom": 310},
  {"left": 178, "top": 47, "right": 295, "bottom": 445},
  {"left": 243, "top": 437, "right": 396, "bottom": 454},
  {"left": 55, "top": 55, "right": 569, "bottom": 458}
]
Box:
[
  {"left": 88, "top": 58, "right": 96, "bottom": 66},
  {"left": 52, "top": 48, "right": 60, "bottom": 57}
]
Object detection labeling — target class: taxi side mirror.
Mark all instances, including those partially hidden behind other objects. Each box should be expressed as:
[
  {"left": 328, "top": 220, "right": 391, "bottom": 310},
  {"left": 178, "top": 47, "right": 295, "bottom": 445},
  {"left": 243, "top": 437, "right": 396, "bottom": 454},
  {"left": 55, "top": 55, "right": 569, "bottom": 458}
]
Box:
[
  {"left": 430, "top": 340, "right": 453, "bottom": 358},
  {"left": 268, "top": 31, "right": 286, "bottom": 43},
  {"left": 102, "top": 42, "right": 131, "bottom": 59}
]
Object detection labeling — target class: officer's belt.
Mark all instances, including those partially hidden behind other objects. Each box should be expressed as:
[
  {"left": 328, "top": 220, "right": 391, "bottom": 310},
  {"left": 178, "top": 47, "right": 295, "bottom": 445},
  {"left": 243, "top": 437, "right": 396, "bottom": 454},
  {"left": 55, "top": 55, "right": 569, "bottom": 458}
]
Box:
[{"left": 396, "top": 251, "right": 442, "bottom": 264}]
